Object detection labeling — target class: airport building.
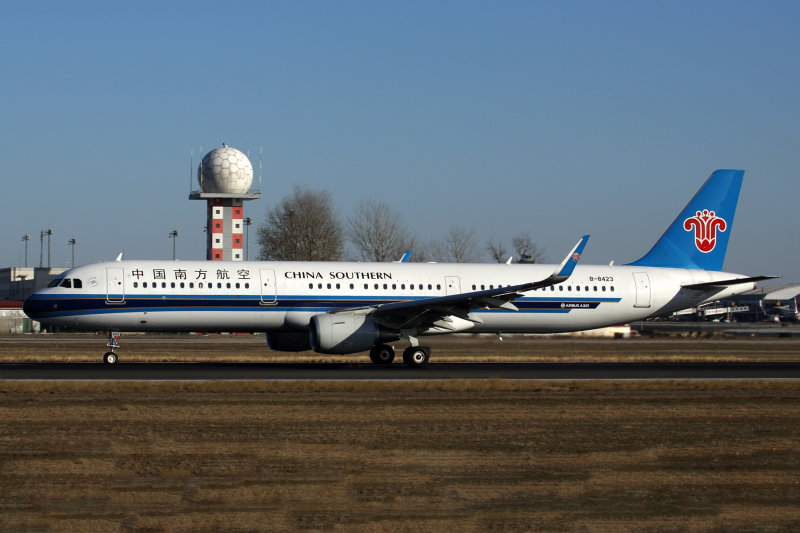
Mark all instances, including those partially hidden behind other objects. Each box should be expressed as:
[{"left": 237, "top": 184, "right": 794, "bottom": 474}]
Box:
[
  {"left": 189, "top": 145, "right": 261, "bottom": 261},
  {"left": 0, "top": 267, "right": 68, "bottom": 333},
  {"left": 673, "top": 284, "right": 800, "bottom": 322}
]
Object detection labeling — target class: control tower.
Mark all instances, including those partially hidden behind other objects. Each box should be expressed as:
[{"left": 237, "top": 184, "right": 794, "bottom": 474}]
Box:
[{"left": 190, "top": 145, "right": 261, "bottom": 261}]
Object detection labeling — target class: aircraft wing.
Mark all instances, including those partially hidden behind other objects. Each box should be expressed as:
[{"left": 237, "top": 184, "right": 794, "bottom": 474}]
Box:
[{"left": 360, "top": 235, "right": 589, "bottom": 331}]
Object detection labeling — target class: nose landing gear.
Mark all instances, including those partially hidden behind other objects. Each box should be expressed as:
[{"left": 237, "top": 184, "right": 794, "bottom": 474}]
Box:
[{"left": 103, "top": 331, "right": 120, "bottom": 364}]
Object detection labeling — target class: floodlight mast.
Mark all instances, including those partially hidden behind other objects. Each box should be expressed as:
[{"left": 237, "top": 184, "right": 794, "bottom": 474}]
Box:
[
  {"left": 67, "top": 238, "right": 77, "bottom": 267},
  {"left": 21, "top": 235, "right": 30, "bottom": 267},
  {"left": 169, "top": 230, "right": 179, "bottom": 260}
]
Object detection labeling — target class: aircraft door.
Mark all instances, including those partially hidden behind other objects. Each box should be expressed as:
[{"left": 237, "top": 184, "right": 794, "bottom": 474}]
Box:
[
  {"left": 445, "top": 276, "right": 461, "bottom": 296},
  {"left": 259, "top": 269, "right": 277, "bottom": 305},
  {"left": 633, "top": 272, "right": 651, "bottom": 308},
  {"left": 106, "top": 267, "right": 125, "bottom": 303}
]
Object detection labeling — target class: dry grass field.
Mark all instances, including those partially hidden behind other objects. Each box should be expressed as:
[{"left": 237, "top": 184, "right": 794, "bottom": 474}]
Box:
[{"left": 2, "top": 335, "right": 800, "bottom": 532}]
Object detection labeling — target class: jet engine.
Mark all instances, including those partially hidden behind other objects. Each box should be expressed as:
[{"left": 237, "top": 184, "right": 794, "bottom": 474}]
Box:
[
  {"left": 310, "top": 313, "right": 399, "bottom": 354},
  {"left": 266, "top": 331, "right": 313, "bottom": 352}
]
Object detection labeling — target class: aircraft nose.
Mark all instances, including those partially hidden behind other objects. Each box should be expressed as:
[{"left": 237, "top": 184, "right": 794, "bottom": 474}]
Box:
[{"left": 22, "top": 294, "right": 43, "bottom": 319}]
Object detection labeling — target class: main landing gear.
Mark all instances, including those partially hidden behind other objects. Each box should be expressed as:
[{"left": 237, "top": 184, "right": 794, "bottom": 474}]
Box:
[
  {"left": 102, "top": 331, "right": 120, "bottom": 364},
  {"left": 369, "top": 343, "right": 430, "bottom": 368}
]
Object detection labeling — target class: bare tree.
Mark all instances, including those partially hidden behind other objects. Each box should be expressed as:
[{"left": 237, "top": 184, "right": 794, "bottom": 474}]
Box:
[
  {"left": 257, "top": 185, "right": 344, "bottom": 261},
  {"left": 443, "top": 226, "right": 482, "bottom": 263},
  {"left": 512, "top": 232, "right": 546, "bottom": 263},
  {"left": 411, "top": 238, "right": 445, "bottom": 263},
  {"left": 347, "top": 200, "right": 415, "bottom": 262},
  {"left": 486, "top": 237, "right": 508, "bottom": 263}
]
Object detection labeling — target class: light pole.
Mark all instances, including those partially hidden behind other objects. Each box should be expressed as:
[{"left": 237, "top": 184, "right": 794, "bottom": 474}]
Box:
[
  {"left": 169, "top": 230, "right": 179, "bottom": 260},
  {"left": 67, "top": 238, "right": 77, "bottom": 267},
  {"left": 21, "top": 235, "right": 30, "bottom": 267},
  {"left": 39, "top": 231, "right": 44, "bottom": 267},
  {"left": 44, "top": 229, "right": 53, "bottom": 268},
  {"left": 244, "top": 217, "right": 252, "bottom": 260}
]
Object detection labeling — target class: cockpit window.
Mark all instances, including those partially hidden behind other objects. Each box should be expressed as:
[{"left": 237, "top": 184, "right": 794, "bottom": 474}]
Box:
[
  {"left": 74, "top": 279, "right": 82, "bottom": 288},
  {"left": 60, "top": 279, "right": 72, "bottom": 288},
  {"left": 48, "top": 278, "right": 63, "bottom": 288}
]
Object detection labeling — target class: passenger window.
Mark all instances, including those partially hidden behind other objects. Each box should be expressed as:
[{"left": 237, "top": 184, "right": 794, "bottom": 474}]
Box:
[
  {"left": 226, "top": 283, "right": 231, "bottom": 289},
  {"left": 245, "top": 283, "right": 249, "bottom": 289},
  {"left": 162, "top": 282, "right": 167, "bottom": 288},
  {"left": 402, "top": 284, "right": 406, "bottom": 290},
  {"left": 180, "top": 282, "right": 185, "bottom": 288},
  {"left": 364, "top": 284, "right": 368, "bottom": 290},
  {"left": 199, "top": 283, "right": 204, "bottom": 288},
  {"left": 576, "top": 286, "right": 580, "bottom": 291},
  {"left": 428, "top": 284, "right": 433, "bottom": 290},
  {"left": 217, "top": 283, "right": 222, "bottom": 289},
  {"left": 611, "top": 286, "right": 615, "bottom": 292},
  {"left": 383, "top": 283, "right": 388, "bottom": 289},
  {"left": 133, "top": 282, "right": 139, "bottom": 288},
  {"left": 559, "top": 286, "right": 563, "bottom": 291},
  {"left": 143, "top": 282, "right": 148, "bottom": 288},
  {"left": 336, "top": 283, "right": 340, "bottom": 289},
  {"left": 236, "top": 283, "right": 240, "bottom": 289},
  {"left": 349, "top": 283, "right": 354, "bottom": 289},
  {"left": 374, "top": 284, "right": 379, "bottom": 290},
  {"left": 171, "top": 282, "right": 176, "bottom": 288},
  {"left": 392, "top": 284, "right": 396, "bottom": 290},
  {"left": 568, "top": 286, "right": 572, "bottom": 291},
  {"left": 318, "top": 283, "right": 323, "bottom": 289},
  {"left": 327, "top": 283, "right": 331, "bottom": 289},
  {"left": 436, "top": 284, "right": 441, "bottom": 290},
  {"left": 309, "top": 283, "right": 313, "bottom": 289},
  {"left": 410, "top": 284, "right": 415, "bottom": 290}
]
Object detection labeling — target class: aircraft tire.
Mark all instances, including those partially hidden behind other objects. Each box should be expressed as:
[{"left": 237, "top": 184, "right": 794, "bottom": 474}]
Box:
[
  {"left": 402, "top": 346, "right": 430, "bottom": 368},
  {"left": 369, "top": 344, "right": 395, "bottom": 364},
  {"left": 103, "top": 352, "right": 117, "bottom": 365}
]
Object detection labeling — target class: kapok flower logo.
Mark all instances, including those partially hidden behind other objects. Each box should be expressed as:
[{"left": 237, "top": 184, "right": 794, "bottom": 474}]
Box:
[{"left": 684, "top": 209, "right": 727, "bottom": 253}]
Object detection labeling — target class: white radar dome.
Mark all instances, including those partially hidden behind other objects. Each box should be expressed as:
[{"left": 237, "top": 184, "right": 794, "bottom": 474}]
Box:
[{"left": 198, "top": 145, "right": 254, "bottom": 194}]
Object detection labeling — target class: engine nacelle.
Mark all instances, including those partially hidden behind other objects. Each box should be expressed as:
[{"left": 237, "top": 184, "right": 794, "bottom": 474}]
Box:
[
  {"left": 266, "top": 331, "right": 313, "bottom": 352},
  {"left": 309, "top": 313, "right": 398, "bottom": 354}
]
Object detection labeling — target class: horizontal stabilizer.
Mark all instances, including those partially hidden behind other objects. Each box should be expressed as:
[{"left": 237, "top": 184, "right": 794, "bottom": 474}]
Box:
[{"left": 682, "top": 275, "right": 778, "bottom": 290}]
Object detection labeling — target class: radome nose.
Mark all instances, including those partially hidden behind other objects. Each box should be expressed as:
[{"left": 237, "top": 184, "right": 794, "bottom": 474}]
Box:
[{"left": 22, "top": 295, "right": 39, "bottom": 318}]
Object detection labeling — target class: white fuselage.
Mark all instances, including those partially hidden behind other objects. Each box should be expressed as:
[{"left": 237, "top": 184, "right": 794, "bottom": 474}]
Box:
[{"left": 25, "top": 259, "right": 754, "bottom": 335}]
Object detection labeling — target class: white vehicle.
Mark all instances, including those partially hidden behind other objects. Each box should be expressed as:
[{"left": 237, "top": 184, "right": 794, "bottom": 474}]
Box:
[{"left": 24, "top": 169, "right": 773, "bottom": 366}]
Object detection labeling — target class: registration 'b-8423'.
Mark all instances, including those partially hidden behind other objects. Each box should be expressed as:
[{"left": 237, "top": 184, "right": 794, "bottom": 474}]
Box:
[{"left": 23, "top": 169, "right": 775, "bottom": 367}]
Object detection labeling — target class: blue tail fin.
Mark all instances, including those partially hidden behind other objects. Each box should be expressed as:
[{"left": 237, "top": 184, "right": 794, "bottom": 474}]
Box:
[{"left": 627, "top": 169, "right": 744, "bottom": 271}]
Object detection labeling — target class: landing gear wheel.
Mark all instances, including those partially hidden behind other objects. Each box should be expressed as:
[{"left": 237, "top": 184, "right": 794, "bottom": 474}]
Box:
[
  {"left": 103, "top": 352, "right": 117, "bottom": 365},
  {"left": 402, "top": 346, "right": 430, "bottom": 368},
  {"left": 369, "top": 344, "right": 395, "bottom": 365}
]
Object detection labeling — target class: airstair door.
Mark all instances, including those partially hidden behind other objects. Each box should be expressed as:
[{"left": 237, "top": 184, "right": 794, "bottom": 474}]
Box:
[
  {"left": 259, "top": 269, "right": 277, "bottom": 304},
  {"left": 633, "top": 272, "right": 651, "bottom": 308},
  {"left": 106, "top": 267, "right": 125, "bottom": 303},
  {"left": 445, "top": 276, "right": 461, "bottom": 296}
]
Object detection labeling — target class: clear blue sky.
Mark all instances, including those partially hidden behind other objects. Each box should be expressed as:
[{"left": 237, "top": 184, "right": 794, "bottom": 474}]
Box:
[{"left": 1, "top": 1, "right": 797, "bottom": 282}]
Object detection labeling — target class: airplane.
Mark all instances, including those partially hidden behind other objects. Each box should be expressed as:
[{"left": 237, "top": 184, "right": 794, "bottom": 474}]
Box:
[{"left": 23, "top": 169, "right": 775, "bottom": 367}]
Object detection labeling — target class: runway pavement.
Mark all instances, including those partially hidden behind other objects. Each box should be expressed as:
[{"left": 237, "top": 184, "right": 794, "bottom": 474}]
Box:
[{"left": 2, "top": 361, "right": 800, "bottom": 380}]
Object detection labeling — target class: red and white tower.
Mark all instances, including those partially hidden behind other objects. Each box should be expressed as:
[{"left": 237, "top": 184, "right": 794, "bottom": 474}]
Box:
[{"left": 190, "top": 145, "right": 261, "bottom": 261}]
